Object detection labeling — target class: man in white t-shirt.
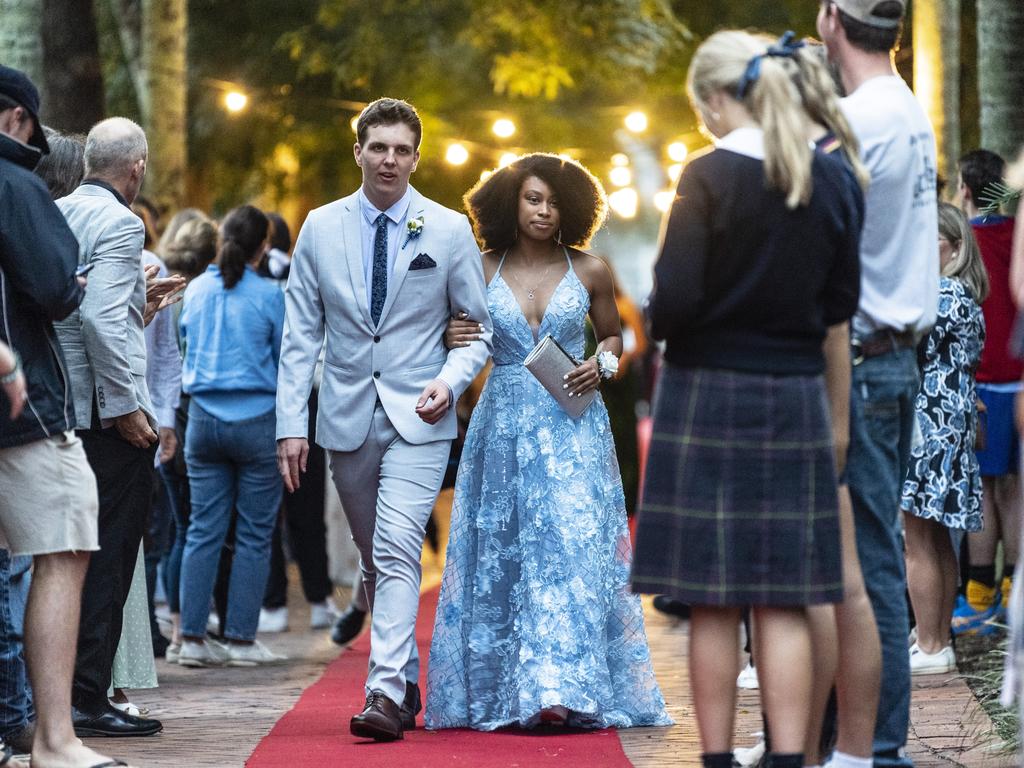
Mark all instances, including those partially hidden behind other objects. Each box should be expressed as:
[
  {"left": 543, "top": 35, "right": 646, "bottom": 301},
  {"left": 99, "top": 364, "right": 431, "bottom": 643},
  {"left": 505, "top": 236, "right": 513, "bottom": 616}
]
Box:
[{"left": 819, "top": 1, "right": 938, "bottom": 767}]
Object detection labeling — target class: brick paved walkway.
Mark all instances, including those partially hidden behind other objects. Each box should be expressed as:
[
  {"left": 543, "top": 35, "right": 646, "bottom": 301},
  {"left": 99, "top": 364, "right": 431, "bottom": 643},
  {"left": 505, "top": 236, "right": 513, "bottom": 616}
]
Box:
[{"left": 85, "top": 569, "right": 1016, "bottom": 767}]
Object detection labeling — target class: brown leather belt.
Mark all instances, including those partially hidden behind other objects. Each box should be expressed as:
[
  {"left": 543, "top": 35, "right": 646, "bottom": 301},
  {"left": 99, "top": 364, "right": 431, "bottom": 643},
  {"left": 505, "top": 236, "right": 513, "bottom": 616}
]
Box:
[{"left": 851, "top": 329, "right": 916, "bottom": 365}]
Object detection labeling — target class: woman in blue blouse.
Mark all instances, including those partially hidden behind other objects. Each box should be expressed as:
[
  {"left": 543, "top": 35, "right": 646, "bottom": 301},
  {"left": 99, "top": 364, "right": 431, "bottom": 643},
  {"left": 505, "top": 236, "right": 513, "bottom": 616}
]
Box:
[{"left": 177, "top": 205, "right": 285, "bottom": 667}]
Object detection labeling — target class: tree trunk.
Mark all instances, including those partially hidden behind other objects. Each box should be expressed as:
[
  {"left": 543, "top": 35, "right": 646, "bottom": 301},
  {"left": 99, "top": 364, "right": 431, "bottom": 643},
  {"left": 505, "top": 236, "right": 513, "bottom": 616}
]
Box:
[
  {"left": 913, "top": 0, "right": 960, "bottom": 180},
  {"left": 141, "top": 0, "right": 187, "bottom": 213},
  {"left": 0, "top": 0, "right": 44, "bottom": 91},
  {"left": 977, "top": 0, "right": 1024, "bottom": 160},
  {"left": 41, "top": 0, "right": 105, "bottom": 132}
]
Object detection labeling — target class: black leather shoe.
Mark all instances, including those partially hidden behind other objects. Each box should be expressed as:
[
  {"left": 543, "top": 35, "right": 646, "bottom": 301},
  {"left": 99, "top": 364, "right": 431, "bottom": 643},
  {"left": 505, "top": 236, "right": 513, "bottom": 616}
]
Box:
[
  {"left": 331, "top": 605, "right": 367, "bottom": 646},
  {"left": 72, "top": 703, "right": 163, "bottom": 737},
  {"left": 652, "top": 595, "right": 690, "bottom": 619},
  {"left": 350, "top": 691, "right": 403, "bottom": 741},
  {"left": 400, "top": 682, "right": 422, "bottom": 730}
]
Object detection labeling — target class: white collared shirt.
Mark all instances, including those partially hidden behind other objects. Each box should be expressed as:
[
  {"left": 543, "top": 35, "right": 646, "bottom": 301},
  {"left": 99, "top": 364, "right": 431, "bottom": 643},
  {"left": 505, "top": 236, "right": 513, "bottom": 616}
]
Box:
[
  {"left": 714, "top": 126, "right": 766, "bottom": 160},
  {"left": 357, "top": 187, "right": 412, "bottom": 309}
]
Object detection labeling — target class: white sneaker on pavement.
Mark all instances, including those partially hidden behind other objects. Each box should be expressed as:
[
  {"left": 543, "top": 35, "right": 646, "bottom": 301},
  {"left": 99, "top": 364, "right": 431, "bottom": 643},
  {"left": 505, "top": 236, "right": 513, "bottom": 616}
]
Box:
[
  {"left": 258, "top": 606, "right": 289, "bottom": 633},
  {"left": 165, "top": 642, "right": 181, "bottom": 664},
  {"left": 178, "top": 638, "right": 230, "bottom": 668},
  {"left": 226, "top": 639, "right": 288, "bottom": 667},
  {"left": 736, "top": 661, "right": 759, "bottom": 689},
  {"left": 909, "top": 642, "right": 956, "bottom": 675},
  {"left": 309, "top": 599, "right": 340, "bottom": 630}
]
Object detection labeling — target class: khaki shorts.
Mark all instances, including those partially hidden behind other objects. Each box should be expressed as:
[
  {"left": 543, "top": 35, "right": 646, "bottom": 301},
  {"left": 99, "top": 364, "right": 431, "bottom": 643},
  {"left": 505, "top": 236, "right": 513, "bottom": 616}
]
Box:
[{"left": 0, "top": 431, "right": 99, "bottom": 556}]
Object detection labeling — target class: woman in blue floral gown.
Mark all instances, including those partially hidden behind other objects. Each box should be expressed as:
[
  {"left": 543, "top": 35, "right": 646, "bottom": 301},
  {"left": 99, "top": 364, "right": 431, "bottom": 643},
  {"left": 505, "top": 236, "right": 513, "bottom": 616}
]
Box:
[
  {"left": 901, "top": 202, "right": 988, "bottom": 674},
  {"left": 425, "top": 153, "right": 671, "bottom": 731}
]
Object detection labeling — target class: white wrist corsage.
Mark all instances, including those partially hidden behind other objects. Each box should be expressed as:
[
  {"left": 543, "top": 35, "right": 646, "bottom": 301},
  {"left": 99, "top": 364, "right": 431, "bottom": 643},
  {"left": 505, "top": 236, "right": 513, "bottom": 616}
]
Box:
[
  {"left": 596, "top": 350, "right": 619, "bottom": 380},
  {"left": 403, "top": 216, "right": 425, "bottom": 247}
]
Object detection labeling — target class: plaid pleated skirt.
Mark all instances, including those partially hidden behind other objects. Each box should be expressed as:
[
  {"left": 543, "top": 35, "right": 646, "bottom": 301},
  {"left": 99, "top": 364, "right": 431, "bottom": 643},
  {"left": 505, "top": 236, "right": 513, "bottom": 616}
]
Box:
[{"left": 631, "top": 364, "right": 843, "bottom": 607}]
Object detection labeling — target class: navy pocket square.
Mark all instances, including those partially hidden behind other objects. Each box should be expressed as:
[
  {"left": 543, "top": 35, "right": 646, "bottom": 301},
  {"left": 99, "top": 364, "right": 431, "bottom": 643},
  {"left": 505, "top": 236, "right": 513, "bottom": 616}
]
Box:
[{"left": 410, "top": 253, "right": 436, "bottom": 270}]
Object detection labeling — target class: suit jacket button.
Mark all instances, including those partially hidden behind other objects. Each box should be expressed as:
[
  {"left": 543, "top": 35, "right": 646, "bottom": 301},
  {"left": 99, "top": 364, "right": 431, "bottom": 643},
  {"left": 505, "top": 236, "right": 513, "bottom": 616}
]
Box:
[
  {"left": 373, "top": 335, "right": 380, "bottom": 343},
  {"left": 373, "top": 371, "right": 380, "bottom": 379}
]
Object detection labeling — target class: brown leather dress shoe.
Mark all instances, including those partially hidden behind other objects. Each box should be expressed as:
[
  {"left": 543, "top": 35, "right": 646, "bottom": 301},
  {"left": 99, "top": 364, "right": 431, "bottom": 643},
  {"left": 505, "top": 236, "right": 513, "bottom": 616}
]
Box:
[
  {"left": 400, "top": 681, "right": 422, "bottom": 730},
  {"left": 350, "top": 691, "right": 403, "bottom": 741}
]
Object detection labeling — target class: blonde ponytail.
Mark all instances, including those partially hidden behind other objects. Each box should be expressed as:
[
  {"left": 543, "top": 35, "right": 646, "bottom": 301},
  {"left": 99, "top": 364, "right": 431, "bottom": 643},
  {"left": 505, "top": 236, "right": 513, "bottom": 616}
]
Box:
[
  {"left": 747, "top": 56, "right": 814, "bottom": 209},
  {"left": 688, "top": 30, "right": 813, "bottom": 210}
]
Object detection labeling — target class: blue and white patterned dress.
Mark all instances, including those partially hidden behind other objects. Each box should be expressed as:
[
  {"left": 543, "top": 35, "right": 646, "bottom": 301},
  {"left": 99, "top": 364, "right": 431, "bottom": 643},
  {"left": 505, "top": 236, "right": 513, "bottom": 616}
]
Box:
[
  {"left": 425, "top": 252, "right": 671, "bottom": 731},
  {"left": 901, "top": 277, "right": 986, "bottom": 531}
]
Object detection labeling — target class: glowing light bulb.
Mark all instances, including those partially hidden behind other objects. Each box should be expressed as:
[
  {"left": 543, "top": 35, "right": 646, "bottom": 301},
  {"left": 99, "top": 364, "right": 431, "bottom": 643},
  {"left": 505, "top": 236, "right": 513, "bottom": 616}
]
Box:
[
  {"left": 350, "top": 115, "right": 360, "bottom": 133},
  {"left": 608, "top": 187, "right": 639, "bottom": 219},
  {"left": 224, "top": 91, "right": 248, "bottom": 113},
  {"left": 667, "top": 163, "right": 683, "bottom": 183},
  {"left": 654, "top": 190, "right": 675, "bottom": 213},
  {"left": 499, "top": 152, "right": 518, "bottom": 168},
  {"left": 611, "top": 153, "right": 630, "bottom": 167},
  {"left": 609, "top": 166, "right": 632, "bottom": 188},
  {"left": 624, "top": 111, "right": 648, "bottom": 133},
  {"left": 667, "top": 141, "right": 688, "bottom": 162},
  {"left": 445, "top": 143, "right": 470, "bottom": 166},
  {"left": 492, "top": 119, "right": 516, "bottom": 139}
]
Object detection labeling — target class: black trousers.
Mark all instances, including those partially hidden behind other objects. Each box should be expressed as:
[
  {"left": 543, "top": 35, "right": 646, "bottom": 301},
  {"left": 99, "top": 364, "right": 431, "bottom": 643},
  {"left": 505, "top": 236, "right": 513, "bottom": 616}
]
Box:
[
  {"left": 73, "top": 426, "right": 155, "bottom": 711},
  {"left": 262, "top": 388, "right": 330, "bottom": 608}
]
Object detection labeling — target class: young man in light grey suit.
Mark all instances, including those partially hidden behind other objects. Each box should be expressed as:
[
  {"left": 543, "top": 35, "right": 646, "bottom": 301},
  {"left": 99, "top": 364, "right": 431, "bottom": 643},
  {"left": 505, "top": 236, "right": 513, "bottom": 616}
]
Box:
[
  {"left": 276, "top": 98, "right": 492, "bottom": 741},
  {"left": 54, "top": 117, "right": 163, "bottom": 738}
]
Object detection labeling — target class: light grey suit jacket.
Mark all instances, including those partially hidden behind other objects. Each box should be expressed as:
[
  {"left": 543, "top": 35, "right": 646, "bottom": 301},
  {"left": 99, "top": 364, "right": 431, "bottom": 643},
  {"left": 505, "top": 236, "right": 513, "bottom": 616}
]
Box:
[
  {"left": 54, "top": 184, "right": 155, "bottom": 430},
  {"left": 277, "top": 187, "right": 492, "bottom": 451}
]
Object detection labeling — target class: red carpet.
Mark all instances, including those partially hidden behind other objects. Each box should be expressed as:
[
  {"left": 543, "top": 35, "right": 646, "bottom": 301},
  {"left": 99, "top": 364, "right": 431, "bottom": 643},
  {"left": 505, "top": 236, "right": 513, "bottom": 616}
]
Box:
[{"left": 247, "top": 587, "right": 634, "bottom": 767}]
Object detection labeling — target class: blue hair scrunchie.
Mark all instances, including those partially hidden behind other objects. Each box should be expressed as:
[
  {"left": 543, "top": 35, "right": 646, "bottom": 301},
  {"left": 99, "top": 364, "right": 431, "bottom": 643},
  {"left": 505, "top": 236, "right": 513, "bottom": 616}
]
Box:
[{"left": 735, "top": 31, "right": 805, "bottom": 100}]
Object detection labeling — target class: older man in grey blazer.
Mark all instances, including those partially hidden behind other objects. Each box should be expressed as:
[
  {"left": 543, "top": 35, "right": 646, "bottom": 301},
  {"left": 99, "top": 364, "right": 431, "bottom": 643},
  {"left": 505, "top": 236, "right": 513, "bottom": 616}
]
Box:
[
  {"left": 54, "top": 117, "right": 163, "bottom": 737},
  {"left": 277, "top": 98, "right": 492, "bottom": 741}
]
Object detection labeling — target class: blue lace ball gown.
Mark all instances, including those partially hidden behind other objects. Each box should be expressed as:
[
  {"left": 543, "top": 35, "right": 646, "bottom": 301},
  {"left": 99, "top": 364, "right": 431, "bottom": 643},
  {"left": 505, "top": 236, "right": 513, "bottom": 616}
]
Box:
[{"left": 425, "top": 254, "right": 672, "bottom": 731}]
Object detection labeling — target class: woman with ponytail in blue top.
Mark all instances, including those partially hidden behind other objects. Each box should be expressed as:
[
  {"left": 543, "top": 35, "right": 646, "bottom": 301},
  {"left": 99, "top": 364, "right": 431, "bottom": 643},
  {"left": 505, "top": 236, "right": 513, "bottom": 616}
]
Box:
[{"left": 177, "top": 205, "right": 286, "bottom": 668}]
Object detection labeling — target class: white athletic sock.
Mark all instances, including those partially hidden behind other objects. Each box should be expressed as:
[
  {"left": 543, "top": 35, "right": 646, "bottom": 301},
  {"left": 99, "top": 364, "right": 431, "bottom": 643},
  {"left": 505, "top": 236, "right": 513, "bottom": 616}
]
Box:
[{"left": 828, "top": 752, "right": 872, "bottom": 768}]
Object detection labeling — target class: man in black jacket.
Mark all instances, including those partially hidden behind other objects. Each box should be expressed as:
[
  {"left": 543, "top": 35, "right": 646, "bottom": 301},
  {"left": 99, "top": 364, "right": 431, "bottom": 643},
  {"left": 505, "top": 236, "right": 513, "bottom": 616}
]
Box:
[{"left": 0, "top": 65, "right": 130, "bottom": 768}]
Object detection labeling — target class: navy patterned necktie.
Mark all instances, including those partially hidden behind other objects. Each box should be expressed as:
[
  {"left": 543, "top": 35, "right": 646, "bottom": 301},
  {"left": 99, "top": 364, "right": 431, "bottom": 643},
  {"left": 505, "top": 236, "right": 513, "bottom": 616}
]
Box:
[{"left": 370, "top": 212, "right": 388, "bottom": 325}]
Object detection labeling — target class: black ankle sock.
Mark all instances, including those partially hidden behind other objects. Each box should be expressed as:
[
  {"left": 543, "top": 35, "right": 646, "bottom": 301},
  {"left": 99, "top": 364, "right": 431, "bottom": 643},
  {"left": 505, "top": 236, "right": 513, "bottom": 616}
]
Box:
[
  {"left": 970, "top": 564, "right": 997, "bottom": 589},
  {"left": 1005, "top": 563, "right": 1015, "bottom": 582},
  {"left": 768, "top": 753, "right": 804, "bottom": 768},
  {"left": 701, "top": 752, "right": 734, "bottom": 768}
]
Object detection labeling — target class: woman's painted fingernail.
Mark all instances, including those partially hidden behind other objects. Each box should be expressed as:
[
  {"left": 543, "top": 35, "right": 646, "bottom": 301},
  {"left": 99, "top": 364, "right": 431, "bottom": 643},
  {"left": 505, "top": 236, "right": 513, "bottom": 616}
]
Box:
[
  {"left": 562, "top": 383, "right": 568, "bottom": 389},
  {"left": 478, "top": 324, "right": 484, "bottom": 331},
  {"left": 563, "top": 374, "right": 568, "bottom": 380}
]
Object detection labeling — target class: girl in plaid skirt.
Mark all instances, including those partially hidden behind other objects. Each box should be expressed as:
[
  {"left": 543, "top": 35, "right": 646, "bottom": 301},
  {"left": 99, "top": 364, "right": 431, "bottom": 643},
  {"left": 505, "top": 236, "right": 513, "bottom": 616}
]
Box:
[{"left": 630, "top": 30, "right": 865, "bottom": 768}]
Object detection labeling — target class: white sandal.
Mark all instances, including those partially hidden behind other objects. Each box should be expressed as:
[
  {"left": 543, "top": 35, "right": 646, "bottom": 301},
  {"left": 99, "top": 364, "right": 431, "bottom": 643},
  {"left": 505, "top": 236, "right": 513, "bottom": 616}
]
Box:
[{"left": 109, "top": 699, "right": 148, "bottom": 717}]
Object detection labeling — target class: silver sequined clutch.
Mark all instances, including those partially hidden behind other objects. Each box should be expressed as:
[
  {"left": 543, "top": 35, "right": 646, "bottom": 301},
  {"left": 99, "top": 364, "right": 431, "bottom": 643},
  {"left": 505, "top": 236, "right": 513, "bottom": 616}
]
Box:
[{"left": 523, "top": 334, "right": 595, "bottom": 419}]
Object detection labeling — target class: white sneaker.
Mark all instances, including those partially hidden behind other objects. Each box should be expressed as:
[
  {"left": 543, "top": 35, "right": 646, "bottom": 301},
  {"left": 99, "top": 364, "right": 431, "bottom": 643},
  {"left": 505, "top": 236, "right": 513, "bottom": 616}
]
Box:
[
  {"left": 909, "top": 642, "right": 956, "bottom": 675},
  {"left": 258, "top": 606, "right": 289, "bottom": 633},
  {"left": 178, "top": 638, "right": 230, "bottom": 668},
  {"left": 165, "top": 642, "right": 181, "bottom": 664},
  {"left": 734, "top": 736, "right": 766, "bottom": 767},
  {"left": 309, "top": 599, "right": 340, "bottom": 630},
  {"left": 908, "top": 626, "right": 917, "bottom": 647},
  {"left": 226, "top": 639, "right": 288, "bottom": 667},
  {"left": 736, "top": 661, "right": 759, "bottom": 689}
]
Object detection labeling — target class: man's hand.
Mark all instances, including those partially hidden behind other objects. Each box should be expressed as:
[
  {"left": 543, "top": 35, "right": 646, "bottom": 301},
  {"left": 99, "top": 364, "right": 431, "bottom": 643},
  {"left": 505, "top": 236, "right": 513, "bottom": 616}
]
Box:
[
  {"left": 143, "top": 265, "right": 186, "bottom": 326},
  {"left": 158, "top": 426, "right": 178, "bottom": 464},
  {"left": 277, "top": 437, "right": 309, "bottom": 493},
  {"left": 115, "top": 408, "right": 158, "bottom": 448},
  {"left": 0, "top": 344, "right": 26, "bottom": 421},
  {"left": 444, "top": 312, "right": 484, "bottom": 349},
  {"left": 415, "top": 379, "right": 451, "bottom": 424}
]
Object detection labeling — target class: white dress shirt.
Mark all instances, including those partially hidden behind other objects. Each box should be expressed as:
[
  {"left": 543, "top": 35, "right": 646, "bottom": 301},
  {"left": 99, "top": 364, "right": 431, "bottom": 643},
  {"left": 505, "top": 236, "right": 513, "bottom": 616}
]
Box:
[{"left": 357, "top": 187, "right": 411, "bottom": 310}]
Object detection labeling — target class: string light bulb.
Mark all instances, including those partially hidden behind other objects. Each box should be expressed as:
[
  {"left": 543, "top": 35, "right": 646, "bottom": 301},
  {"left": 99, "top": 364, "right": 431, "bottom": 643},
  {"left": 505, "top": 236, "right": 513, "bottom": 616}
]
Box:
[
  {"left": 609, "top": 166, "right": 632, "bottom": 188},
  {"left": 667, "top": 163, "right": 683, "bottom": 183},
  {"left": 654, "top": 190, "right": 675, "bottom": 213},
  {"left": 499, "top": 152, "right": 518, "bottom": 168},
  {"left": 611, "top": 153, "right": 630, "bottom": 167},
  {"left": 350, "top": 115, "right": 360, "bottom": 133},
  {"left": 667, "top": 141, "right": 688, "bottom": 162},
  {"left": 624, "top": 111, "right": 648, "bottom": 133},
  {"left": 224, "top": 91, "right": 248, "bottom": 113},
  {"left": 492, "top": 119, "right": 516, "bottom": 139},
  {"left": 608, "top": 188, "right": 639, "bottom": 219},
  {"left": 445, "top": 143, "right": 470, "bottom": 166}
]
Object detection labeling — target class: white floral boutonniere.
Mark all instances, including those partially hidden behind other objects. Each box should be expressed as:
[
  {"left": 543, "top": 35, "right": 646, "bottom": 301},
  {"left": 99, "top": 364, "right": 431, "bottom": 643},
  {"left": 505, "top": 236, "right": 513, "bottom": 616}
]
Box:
[{"left": 403, "top": 216, "right": 425, "bottom": 247}]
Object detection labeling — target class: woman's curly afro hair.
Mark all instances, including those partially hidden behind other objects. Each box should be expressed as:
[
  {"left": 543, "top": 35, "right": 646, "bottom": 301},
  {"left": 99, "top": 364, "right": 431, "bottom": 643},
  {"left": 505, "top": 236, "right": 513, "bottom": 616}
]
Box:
[{"left": 463, "top": 153, "right": 608, "bottom": 252}]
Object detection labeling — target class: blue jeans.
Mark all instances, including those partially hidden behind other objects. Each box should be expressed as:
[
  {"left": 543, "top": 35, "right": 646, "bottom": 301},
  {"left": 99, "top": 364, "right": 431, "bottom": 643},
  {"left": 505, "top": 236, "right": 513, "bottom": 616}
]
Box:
[
  {"left": 0, "top": 550, "right": 33, "bottom": 736},
  {"left": 847, "top": 348, "right": 918, "bottom": 767},
  {"left": 180, "top": 402, "right": 282, "bottom": 642}
]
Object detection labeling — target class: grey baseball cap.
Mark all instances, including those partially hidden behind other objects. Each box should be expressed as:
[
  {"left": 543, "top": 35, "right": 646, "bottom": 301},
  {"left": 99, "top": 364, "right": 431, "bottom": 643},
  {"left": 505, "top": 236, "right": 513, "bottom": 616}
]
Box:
[{"left": 832, "top": 0, "right": 906, "bottom": 29}]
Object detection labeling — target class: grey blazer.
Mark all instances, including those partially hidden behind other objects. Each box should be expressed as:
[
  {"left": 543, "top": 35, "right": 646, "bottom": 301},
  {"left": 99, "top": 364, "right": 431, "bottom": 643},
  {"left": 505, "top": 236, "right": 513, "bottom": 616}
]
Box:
[
  {"left": 54, "top": 184, "right": 155, "bottom": 430},
  {"left": 276, "top": 187, "right": 493, "bottom": 451}
]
